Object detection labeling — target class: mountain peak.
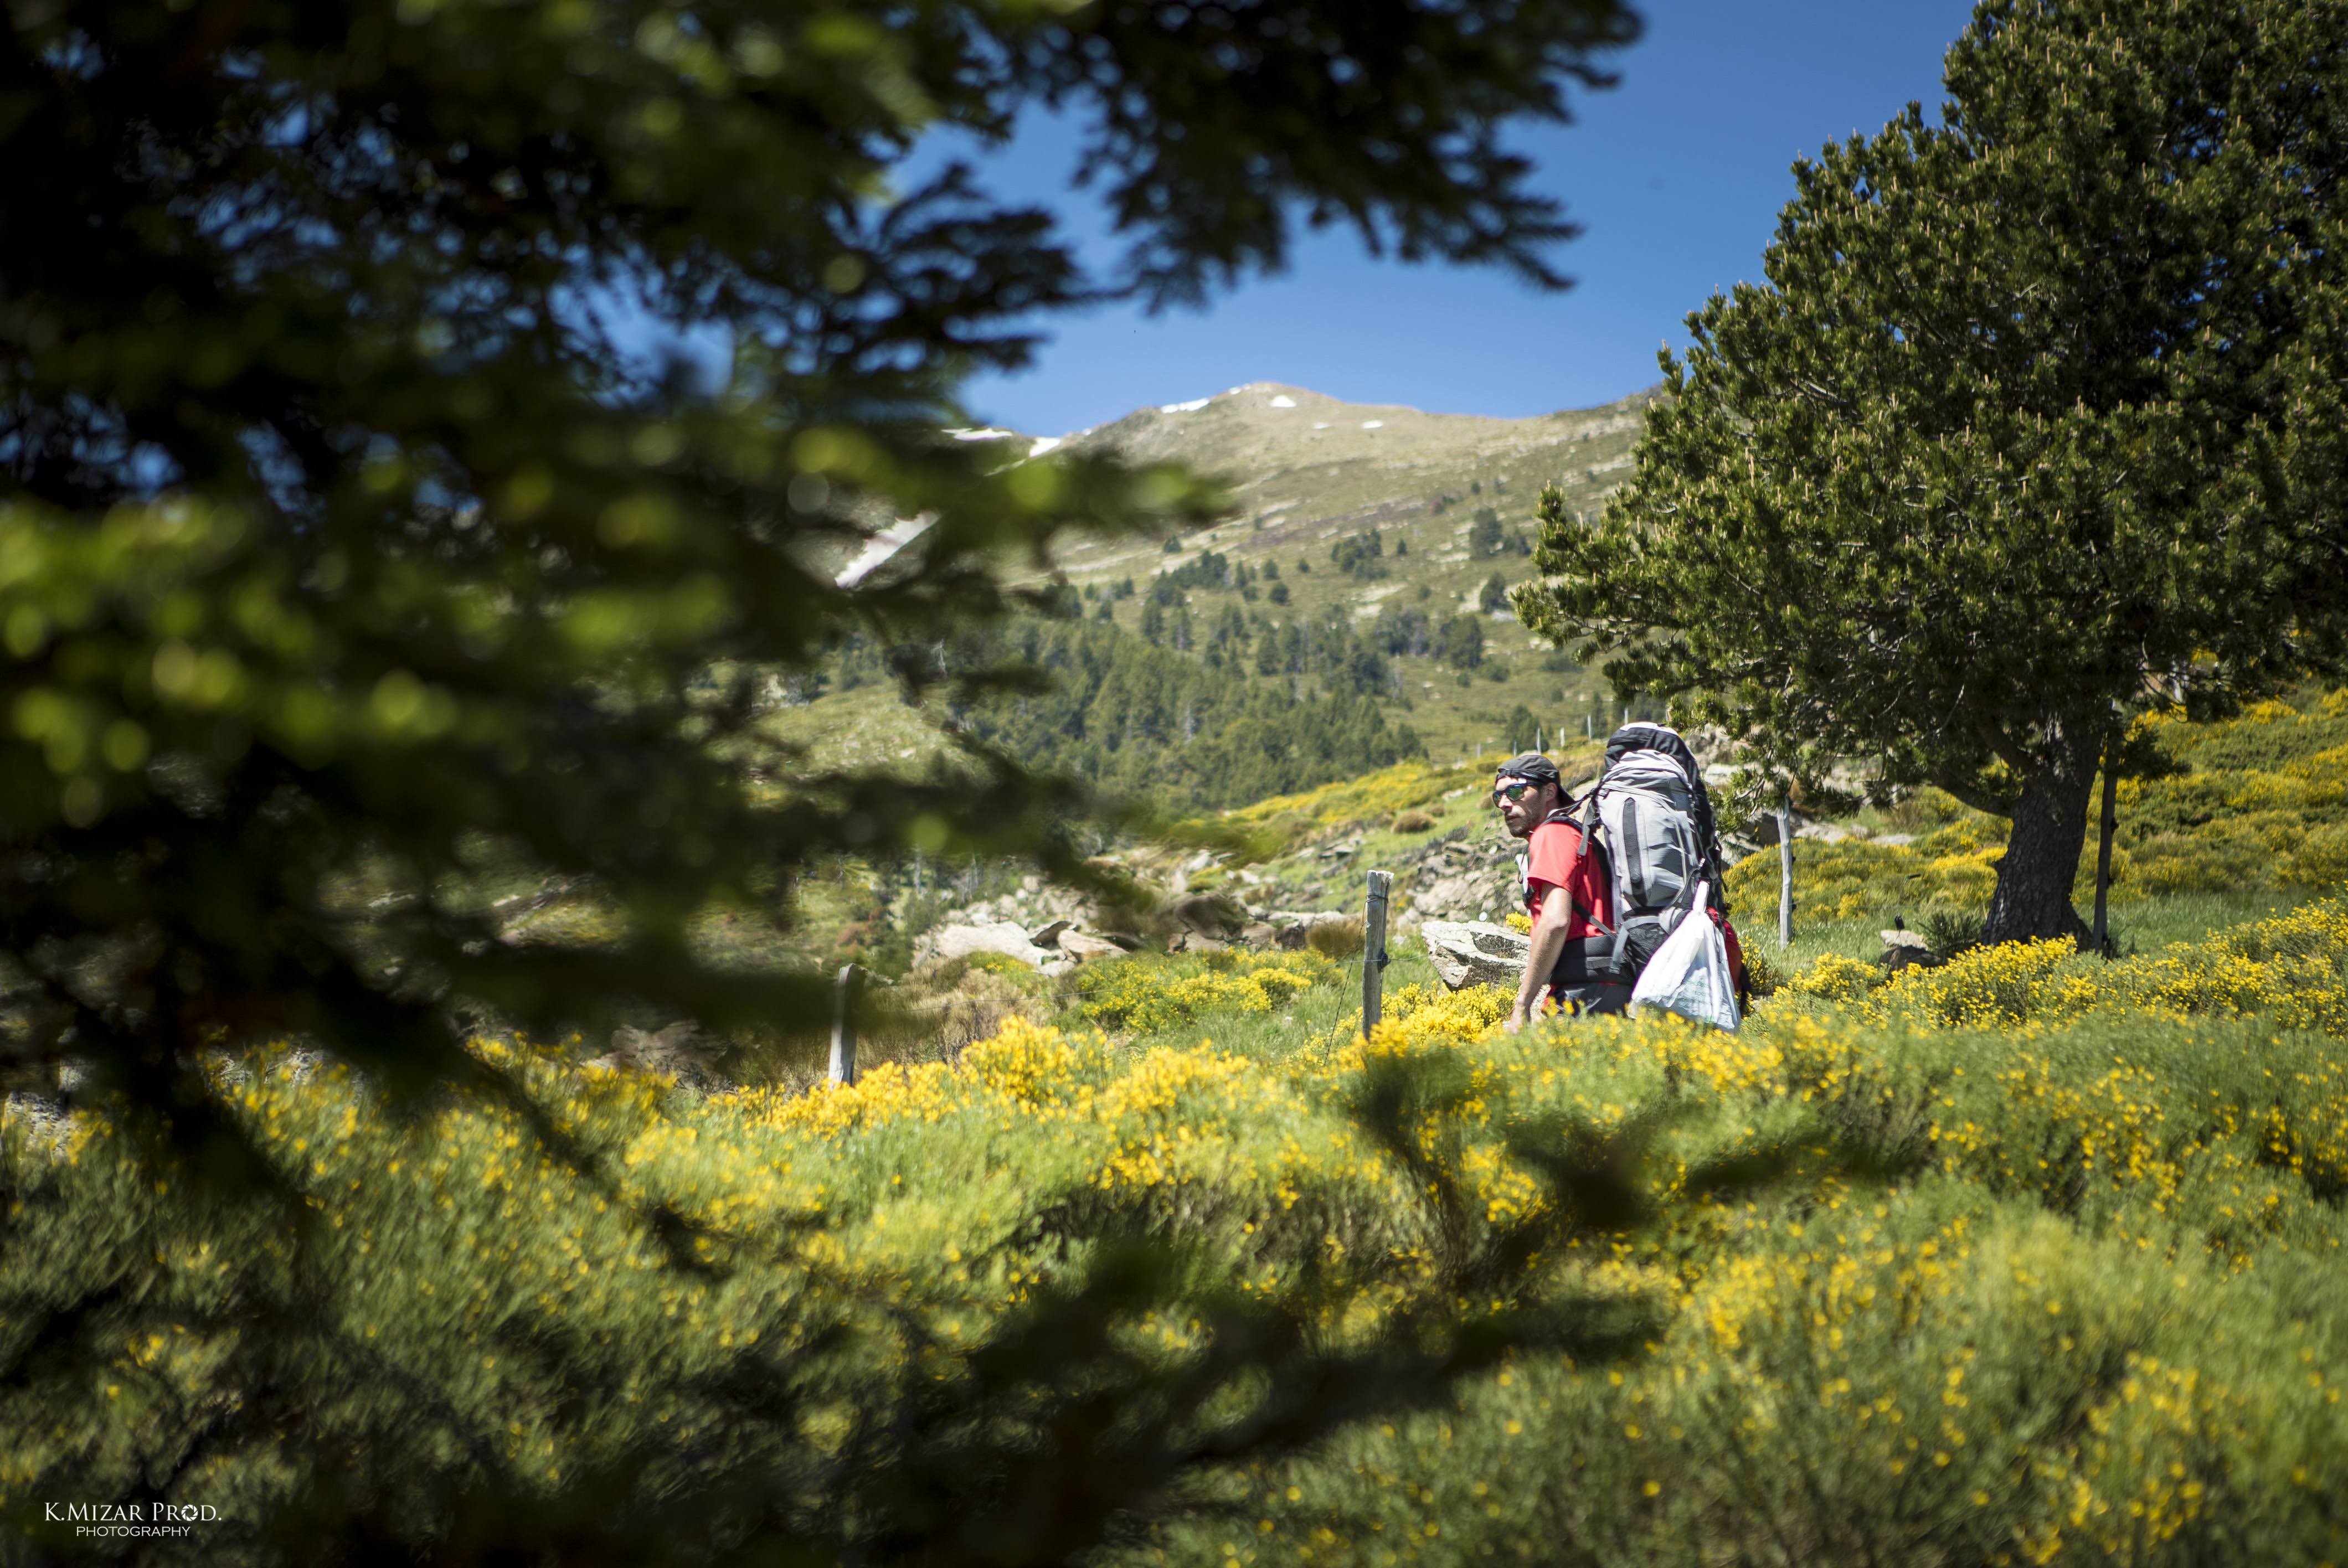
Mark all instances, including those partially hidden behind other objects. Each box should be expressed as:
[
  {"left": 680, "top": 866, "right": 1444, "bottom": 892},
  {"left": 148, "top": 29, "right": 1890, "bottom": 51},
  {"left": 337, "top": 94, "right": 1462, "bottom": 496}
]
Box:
[{"left": 1052, "top": 382, "right": 1657, "bottom": 501}]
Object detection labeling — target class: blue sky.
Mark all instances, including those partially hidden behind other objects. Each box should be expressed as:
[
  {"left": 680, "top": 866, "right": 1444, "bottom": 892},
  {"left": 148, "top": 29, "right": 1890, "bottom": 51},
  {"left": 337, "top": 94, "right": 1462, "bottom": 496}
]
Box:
[{"left": 950, "top": 0, "right": 1982, "bottom": 438}]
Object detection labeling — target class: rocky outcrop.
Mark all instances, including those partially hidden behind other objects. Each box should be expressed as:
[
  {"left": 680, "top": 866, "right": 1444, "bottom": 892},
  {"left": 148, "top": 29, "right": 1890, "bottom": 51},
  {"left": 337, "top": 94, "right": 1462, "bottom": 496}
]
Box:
[
  {"left": 918, "top": 920, "right": 1064, "bottom": 969},
  {"left": 1171, "top": 892, "right": 1247, "bottom": 937},
  {"left": 1420, "top": 921, "right": 1531, "bottom": 991},
  {"left": 1055, "top": 930, "right": 1127, "bottom": 962},
  {"left": 1390, "top": 829, "right": 1524, "bottom": 922}
]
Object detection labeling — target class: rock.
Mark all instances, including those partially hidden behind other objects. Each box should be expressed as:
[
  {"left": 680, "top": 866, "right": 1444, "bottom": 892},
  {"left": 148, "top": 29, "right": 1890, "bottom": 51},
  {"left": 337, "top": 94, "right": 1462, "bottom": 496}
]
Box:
[
  {"left": 1881, "top": 944, "right": 1945, "bottom": 973},
  {"left": 1415, "top": 873, "right": 1487, "bottom": 919},
  {"left": 1168, "top": 931, "right": 1227, "bottom": 955},
  {"left": 1172, "top": 891, "right": 1245, "bottom": 937},
  {"left": 1880, "top": 929, "right": 1933, "bottom": 951},
  {"left": 1274, "top": 923, "right": 1309, "bottom": 950},
  {"left": 1238, "top": 921, "right": 1276, "bottom": 948},
  {"left": 1029, "top": 919, "right": 1073, "bottom": 949},
  {"left": 1266, "top": 909, "right": 1350, "bottom": 928},
  {"left": 919, "top": 920, "right": 1059, "bottom": 969},
  {"left": 1420, "top": 921, "right": 1532, "bottom": 991},
  {"left": 1057, "top": 930, "right": 1126, "bottom": 962}
]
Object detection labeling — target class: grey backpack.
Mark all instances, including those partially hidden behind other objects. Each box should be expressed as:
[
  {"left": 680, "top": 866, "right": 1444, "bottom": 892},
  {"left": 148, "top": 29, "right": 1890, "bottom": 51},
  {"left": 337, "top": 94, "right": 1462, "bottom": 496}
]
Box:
[{"left": 1579, "top": 723, "right": 1727, "bottom": 979}]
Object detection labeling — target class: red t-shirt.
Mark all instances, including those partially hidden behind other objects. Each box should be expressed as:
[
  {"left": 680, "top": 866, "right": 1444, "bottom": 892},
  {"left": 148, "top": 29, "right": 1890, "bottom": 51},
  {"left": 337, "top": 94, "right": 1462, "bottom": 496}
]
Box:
[{"left": 1522, "top": 817, "right": 1613, "bottom": 940}]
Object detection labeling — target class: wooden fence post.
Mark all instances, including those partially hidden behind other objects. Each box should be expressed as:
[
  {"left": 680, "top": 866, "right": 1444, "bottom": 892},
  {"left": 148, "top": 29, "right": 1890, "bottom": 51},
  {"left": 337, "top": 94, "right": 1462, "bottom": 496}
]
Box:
[
  {"left": 828, "top": 962, "right": 859, "bottom": 1085},
  {"left": 2091, "top": 731, "right": 2120, "bottom": 958},
  {"left": 1362, "top": 870, "right": 1392, "bottom": 1039},
  {"left": 1776, "top": 790, "right": 1795, "bottom": 950}
]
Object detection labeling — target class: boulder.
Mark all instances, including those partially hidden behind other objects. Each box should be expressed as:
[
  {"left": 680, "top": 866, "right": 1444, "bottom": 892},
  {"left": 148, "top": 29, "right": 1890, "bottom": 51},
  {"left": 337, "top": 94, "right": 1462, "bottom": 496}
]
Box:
[
  {"left": 1420, "top": 921, "right": 1532, "bottom": 991},
  {"left": 919, "top": 920, "right": 1060, "bottom": 969},
  {"left": 1056, "top": 930, "right": 1126, "bottom": 962},
  {"left": 1265, "top": 909, "right": 1350, "bottom": 929},
  {"left": 1171, "top": 891, "right": 1246, "bottom": 937},
  {"left": 1415, "top": 873, "right": 1485, "bottom": 919},
  {"left": 1237, "top": 921, "right": 1276, "bottom": 948}
]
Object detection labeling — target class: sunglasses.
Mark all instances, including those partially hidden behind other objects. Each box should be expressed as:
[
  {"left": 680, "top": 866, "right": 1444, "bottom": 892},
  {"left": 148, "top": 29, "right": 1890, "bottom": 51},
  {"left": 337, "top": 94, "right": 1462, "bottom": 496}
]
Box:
[{"left": 1491, "top": 780, "right": 1542, "bottom": 806}]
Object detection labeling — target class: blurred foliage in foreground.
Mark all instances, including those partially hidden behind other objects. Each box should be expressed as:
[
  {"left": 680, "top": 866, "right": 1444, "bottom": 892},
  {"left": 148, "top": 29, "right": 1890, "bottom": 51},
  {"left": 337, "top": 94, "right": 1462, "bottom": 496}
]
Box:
[
  {"left": 0, "top": 0, "right": 1635, "bottom": 1135},
  {"left": 8, "top": 896, "right": 2348, "bottom": 1561},
  {"left": 0, "top": 1, "right": 1660, "bottom": 1552}
]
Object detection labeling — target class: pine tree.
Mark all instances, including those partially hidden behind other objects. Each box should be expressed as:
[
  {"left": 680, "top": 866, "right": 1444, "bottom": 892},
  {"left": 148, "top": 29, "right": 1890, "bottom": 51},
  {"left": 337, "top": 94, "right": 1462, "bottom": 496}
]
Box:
[
  {"left": 1437, "top": 615, "right": 1486, "bottom": 671},
  {"left": 0, "top": 0, "right": 1656, "bottom": 1107},
  {"left": 1518, "top": 0, "right": 2348, "bottom": 942}
]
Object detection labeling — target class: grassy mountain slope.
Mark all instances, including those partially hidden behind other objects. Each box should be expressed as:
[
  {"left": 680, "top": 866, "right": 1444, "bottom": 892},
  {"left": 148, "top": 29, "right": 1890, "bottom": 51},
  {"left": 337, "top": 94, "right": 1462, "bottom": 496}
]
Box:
[
  {"left": 1053, "top": 381, "right": 1659, "bottom": 758},
  {"left": 770, "top": 384, "right": 1660, "bottom": 783}
]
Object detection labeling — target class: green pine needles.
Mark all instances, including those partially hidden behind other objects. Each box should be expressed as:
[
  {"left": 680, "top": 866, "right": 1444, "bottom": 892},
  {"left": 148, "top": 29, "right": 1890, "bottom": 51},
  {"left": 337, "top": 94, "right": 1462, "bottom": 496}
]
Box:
[
  {"left": 0, "top": 0, "right": 1651, "bottom": 1556},
  {"left": 0, "top": 0, "right": 1637, "bottom": 1135}
]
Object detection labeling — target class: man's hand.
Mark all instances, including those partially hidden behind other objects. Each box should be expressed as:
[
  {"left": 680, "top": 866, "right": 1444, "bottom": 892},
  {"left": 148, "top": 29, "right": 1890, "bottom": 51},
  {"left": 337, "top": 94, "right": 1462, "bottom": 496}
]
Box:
[{"left": 1502, "top": 1008, "right": 1528, "bottom": 1035}]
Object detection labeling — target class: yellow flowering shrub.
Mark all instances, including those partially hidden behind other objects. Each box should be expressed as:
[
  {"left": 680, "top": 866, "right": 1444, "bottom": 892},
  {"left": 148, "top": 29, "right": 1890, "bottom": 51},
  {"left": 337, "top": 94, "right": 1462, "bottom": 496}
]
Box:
[
  {"left": 1877, "top": 936, "right": 2090, "bottom": 1026},
  {"left": 1781, "top": 950, "right": 1887, "bottom": 1003},
  {"left": 1210, "top": 756, "right": 1492, "bottom": 837},
  {"left": 9, "top": 891, "right": 2348, "bottom": 1566},
  {"left": 1777, "top": 900, "right": 2348, "bottom": 1040},
  {"left": 1073, "top": 948, "right": 1336, "bottom": 1031}
]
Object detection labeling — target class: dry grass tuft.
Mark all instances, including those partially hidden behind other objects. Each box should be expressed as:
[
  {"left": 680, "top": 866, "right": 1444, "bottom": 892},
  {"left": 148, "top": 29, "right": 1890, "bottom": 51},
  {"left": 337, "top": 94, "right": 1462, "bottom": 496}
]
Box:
[{"left": 1307, "top": 916, "right": 1367, "bottom": 959}]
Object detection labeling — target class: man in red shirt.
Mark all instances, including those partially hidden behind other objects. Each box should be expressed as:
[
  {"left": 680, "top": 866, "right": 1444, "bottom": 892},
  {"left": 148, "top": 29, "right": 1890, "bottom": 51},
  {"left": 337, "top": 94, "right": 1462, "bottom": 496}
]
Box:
[{"left": 1491, "top": 752, "right": 1628, "bottom": 1030}]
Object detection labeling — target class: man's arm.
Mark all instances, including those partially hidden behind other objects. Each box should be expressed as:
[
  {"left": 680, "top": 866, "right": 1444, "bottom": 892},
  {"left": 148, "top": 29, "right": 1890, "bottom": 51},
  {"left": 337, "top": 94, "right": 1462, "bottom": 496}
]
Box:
[{"left": 1507, "top": 882, "right": 1574, "bottom": 1032}]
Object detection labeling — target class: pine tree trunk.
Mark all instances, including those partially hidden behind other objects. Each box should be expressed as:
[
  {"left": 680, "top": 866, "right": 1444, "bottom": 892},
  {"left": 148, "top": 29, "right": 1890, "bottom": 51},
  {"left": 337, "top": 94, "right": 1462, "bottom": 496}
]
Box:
[{"left": 1982, "top": 719, "right": 2100, "bottom": 945}]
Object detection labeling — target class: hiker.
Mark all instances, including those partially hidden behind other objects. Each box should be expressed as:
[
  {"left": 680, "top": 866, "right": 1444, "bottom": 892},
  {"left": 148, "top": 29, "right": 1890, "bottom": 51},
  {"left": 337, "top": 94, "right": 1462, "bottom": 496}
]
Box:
[{"left": 1492, "top": 752, "right": 1627, "bottom": 1029}]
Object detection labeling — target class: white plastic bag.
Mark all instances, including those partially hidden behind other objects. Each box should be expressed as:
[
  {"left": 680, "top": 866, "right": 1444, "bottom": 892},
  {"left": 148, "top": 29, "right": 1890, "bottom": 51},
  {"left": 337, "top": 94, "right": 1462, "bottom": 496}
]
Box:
[{"left": 1628, "top": 881, "right": 1741, "bottom": 1032}]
